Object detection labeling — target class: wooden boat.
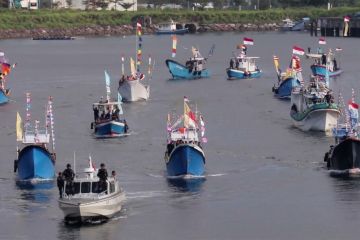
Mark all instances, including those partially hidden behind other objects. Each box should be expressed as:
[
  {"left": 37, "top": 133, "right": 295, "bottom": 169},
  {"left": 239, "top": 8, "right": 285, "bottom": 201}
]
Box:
[{"left": 306, "top": 50, "right": 343, "bottom": 78}]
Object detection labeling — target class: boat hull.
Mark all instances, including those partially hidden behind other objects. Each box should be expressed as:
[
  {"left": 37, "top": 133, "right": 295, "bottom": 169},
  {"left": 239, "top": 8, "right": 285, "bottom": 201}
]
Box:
[
  {"left": 226, "top": 68, "right": 262, "bottom": 79},
  {"left": 327, "top": 138, "right": 360, "bottom": 172},
  {"left": 310, "top": 65, "right": 343, "bottom": 77},
  {"left": 156, "top": 29, "right": 188, "bottom": 35},
  {"left": 17, "top": 145, "right": 55, "bottom": 180},
  {"left": 94, "top": 120, "right": 126, "bottom": 138},
  {"left": 165, "top": 59, "right": 210, "bottom": 79},
  {"left": 273, "top": 78, "right": 301, "bottom": 99},
  {"left": 291, "top": 108, "right": 340, "bottom": 132},
  {"left": 166, "top": 144, "right": 205, "bottom": 177},
  {"left": 118, "top": 79, "right": 149, "bottom": 102},
  {"left": 0, "top": 89, "right": 9, "bottom": 105},
  {"left": 58, "top": 191, "right": 125, "bottom": 221}
]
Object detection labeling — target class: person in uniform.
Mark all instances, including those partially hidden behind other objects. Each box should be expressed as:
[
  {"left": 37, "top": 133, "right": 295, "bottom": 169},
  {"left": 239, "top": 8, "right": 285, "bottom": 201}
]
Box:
[
  {"left": 57, "top": 172, "right": 64, "bottom": 198},
  {"left": 63, "top": 164, "right": 75, "bottom": 194},
  {"left": 97, "top": 163, "right": 108, "bottom": 192}
]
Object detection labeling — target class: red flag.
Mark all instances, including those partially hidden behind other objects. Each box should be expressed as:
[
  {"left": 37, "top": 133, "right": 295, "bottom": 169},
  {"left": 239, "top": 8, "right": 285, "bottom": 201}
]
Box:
[{"left": 292, "top": 46, "right": 304, "bottom": 56}]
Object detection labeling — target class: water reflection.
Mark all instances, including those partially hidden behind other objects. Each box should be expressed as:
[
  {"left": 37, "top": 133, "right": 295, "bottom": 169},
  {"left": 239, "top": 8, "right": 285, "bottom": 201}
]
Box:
[
  {"left": 330, "top": 176, "right": 360, "bottom": 206},
  {"left": 167, "top": 177, "right": 206, "bottom": 193}
]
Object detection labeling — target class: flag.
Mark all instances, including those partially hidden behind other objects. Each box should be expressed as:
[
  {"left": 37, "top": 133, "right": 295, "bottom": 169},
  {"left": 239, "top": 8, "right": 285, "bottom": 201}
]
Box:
[
  {"left": 172, "top": 35, "right": 177, "bottom": 58},
  {"left": 121, "top": 54, "right": 125, "bottom": 75},
  {"left": 184, "top": 96, "right": 189, "bottom": 102},
  {"left": 349, "top": 101, "right": 359, "bottom": 118},
  {"left": 89, "top": 156, "right": 96, "bottom": 171},
  {"left": 184, "top": 101, "right": 196, "bottom": 128},
  {"left": 318, "top": 37, "right": 326, "bottom": 45},
  {"left": 199, "top": 115, "right": 205, "bottom": 137},
  {"left": 273, "top": 55, "right": 280, "bottom": 72},
  {"left": 1, "top": 63, "right": 11, "bottom": 76},
  {"left": 344, "top": 16, "right": 350, "bottom": 22},
  {"left": 130, "top": 57, "right": 136, "bottom": 76},
  {"left": 292, "top": 46, "right": 305, "bottom": 56},
  {"left": 243, "top": 37, "right": 254, "bottom": 45},
  {"left": 16, "top": 112, "right": 23, "bottom": 141},
  {"left": 104, "top": 70, "right": 111, "bottom": 102},
  {"left": 148, "top": 55, "right": 152, "bottom": 75},
  {"left": 291, "top": 55, "right": 302, "bottom": 72},
  {"left": 117, "top": 92, "right": 123, "bottom": 115},
  {"left": 335, "top": 47, "right": 343, "bottom": 51}
]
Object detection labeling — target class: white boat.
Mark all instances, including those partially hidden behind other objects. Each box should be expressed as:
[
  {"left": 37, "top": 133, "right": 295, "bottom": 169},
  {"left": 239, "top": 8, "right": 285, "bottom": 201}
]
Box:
[
  {"left": 290, "top": 78, "right": 340, "bottom": 132},
  {"left": 118, "top": 74, "right": 150, "bottom": 102},
  {"left": 58, "top": 158, "right": 125, "bottom": 222}
]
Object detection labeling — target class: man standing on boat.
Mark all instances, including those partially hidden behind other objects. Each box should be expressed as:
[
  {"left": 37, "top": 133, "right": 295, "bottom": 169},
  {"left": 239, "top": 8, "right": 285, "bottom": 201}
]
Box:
[
  {"left": 97, "top": 163, "right": 108, "bottom": 192},
  {"left": 63, "top": 164, "right": 75, "bottom": 194},
  {"left": 57, "top": 172, "right": 64, "bottom": 198}
]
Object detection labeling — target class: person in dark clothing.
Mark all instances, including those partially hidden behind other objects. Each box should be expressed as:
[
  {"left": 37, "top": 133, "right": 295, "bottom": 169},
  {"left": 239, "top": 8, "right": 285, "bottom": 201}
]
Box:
[
  {"left": 321, "top": 54, "right": 327, "bottom": 65},
  {"left": 57, "top": 172, "right": 64, "bottom": 198},
  {"left": 235, "top": 59, "right": 239, "bottom": 69},
  {"left": 97, "top": 163, "right": 108, "bottom": 192},
  {"left": 229, "top": 58, "right": 234, "bottom": 69},
  {"left": 124, "top": 120, "right": 129, "bottom": 133},
  {"left": 93, "top": 106, "right": 99, "bottom": 122},
  {"left": 333, "top": 58, "right": 337, "bottom": 71},
  {"left": 63, "top": 164, "right": 75, "bottom": 194}
]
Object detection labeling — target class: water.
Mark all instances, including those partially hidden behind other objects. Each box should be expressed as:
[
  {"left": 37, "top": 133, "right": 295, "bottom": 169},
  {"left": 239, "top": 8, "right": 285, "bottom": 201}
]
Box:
[{"left": 1, "top": 32, "right": 360, "bottom": 239}]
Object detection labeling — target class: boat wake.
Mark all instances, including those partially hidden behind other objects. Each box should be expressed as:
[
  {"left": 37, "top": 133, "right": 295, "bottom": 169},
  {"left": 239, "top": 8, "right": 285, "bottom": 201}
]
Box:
[
  {"left": 16, "top": 178, "right": 54, "bottom": 184},
  {"left": 329, "top": 168, "right": 360, "bottom": 177},
  {"left": 125, "top": 190, "right": 167, "bottom": 199}
]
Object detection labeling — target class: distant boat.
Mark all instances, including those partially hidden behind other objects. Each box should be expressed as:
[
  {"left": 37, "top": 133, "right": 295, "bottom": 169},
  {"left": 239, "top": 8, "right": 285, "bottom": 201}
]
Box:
[
  {"left": 280, "top": 18, "right": 296, "bottom": 31},
  {"left": 226, "top": 43, "right": 262, "bottom": 80},
  {"left": 324, "top": 92, "right": 360, "bottom": 175},
  {"left": 272, "top": 55, "right": 302, "bottom": 99},
  {"left": 155, "top": 20, "right": 188, "bottom": 35},
  {"left": 118, "top": 20, "right": 150, "bottom": 102},
  {"left": 290, "top": 77, "right": 340, "bottom": 132},
  {"left": 58, "top": 157, "right": 125, "bottom": 223},
  {"left": 14, "top": 94, "right": 56, "bottom": 181},
  {"left": 164, "top": 97, "right": 206, "bottom": 177},
  {"left": 166, "top": 47, "right": 211, "bottom": 79},
  {"left": 306, "top": 50, "right": 343, "bottom": 78},
  {"left": 92, "top": 71, "right": 129, "bottom": 138},
  {"left": 0, "top": 51, "right": 15, "bottom": 105},
  {"left": 32, "top": 36, "right": 76, "bottom": 40}
]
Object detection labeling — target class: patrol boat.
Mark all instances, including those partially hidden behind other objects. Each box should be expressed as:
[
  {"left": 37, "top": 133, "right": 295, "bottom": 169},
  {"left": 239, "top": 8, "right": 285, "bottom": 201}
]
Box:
[{"left": 58, "top": 157, "right": 125, "bottom": 223}]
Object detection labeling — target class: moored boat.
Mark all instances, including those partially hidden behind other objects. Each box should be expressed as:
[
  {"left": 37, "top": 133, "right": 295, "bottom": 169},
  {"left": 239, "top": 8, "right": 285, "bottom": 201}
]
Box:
[
  {"left": 324, "top": 91, "right": 360, "bottom": 175},
  {"left": 290, "top": 77, "right": 340, "bottom": 132},
  {"left": 155, "top": 20, "right": 188, "bottom": 35},
  {"left": 166, "top": 47, "right": 211, "bottom": 80},
  {"left": 14, "top": 94, "right": 56, "bottom": 181},
  {"left": 58, "top": 158, "right": 125, "bottom": 223},
  {"left": 164, "top": 97, "right": 207, "bottom": 177}
]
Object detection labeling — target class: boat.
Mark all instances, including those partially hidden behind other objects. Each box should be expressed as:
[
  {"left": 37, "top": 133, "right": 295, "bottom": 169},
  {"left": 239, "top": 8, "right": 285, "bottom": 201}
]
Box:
[
  {"left": 32, "top": 36, "right": 76, "bottom": 40},
  {"left": 306, "top": 49, "right": 343, "bottom": 77},
  {"left": 155, "top": 20, "right": 188, "bottom": 35},
  {"left": 290, "top": 76, "right": 340, "bottom": 132},
  {"left": 0, "top": 51, "right": 15, "bottom": 105},
  {"left": 118, "top": 20, "right": 150, "bottom": 102},
  {"left": 91, "top": 71, "right": 129, "bottom": 138},
  {"left": 58, "top": 157, "right": 125, "bottom": 223},
  {"left": 226, "top": 43, "right": 262, "bottom": 80},
  {"left": 164, "top": 97, "right": 206, "bottom": 177},
  {"left": 272, "top": 55, "right": 302, "bottom": 99},
  {"left": 280, "top": 18, "right": 296, "bottom": 31},
  {"left": 166, "top": 47, "right": 210, "bottom": 79},
  {"left": 14, "top": 94, "right": 56, "bottom": 181},
  {"left": 324, "top": 92, "right": 360, "bottom": 175}
]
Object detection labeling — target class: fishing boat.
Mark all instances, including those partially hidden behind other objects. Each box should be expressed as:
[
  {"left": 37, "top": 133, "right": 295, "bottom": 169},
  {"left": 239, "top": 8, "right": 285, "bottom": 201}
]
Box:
[
  {"left": 280, "top": 18, "right": 296, "bottom": 31},
  {"left": 0, "top": 52, "right": 15, "bottom": 105},
  {"left": 155, "top": 20, "right": 188, "bottom": 35},
  {"left": 290, "top": 77, "right": 340, "bottom": 132},
  {"left": 14, "top": 94, "right": 56, "bottom": 181},
  {"left": 118, "top": 21, "right": 151, "bottom": 102},
  {"left": 166, "top": 46, "right": 211, "bottom": 80},
  {"left": 58, "top": 157, "right": 125, "bottom": 223},
  {"left": 91, "top": 71, "right": 128, "bottom": 138},
  {"left": 324, "top": 91, "right": 360, "bottom": 175},
  {"left": 272, "top": 55, "right": 302, "bottom": 99},
  {"left": 164, "top": 97, "right": 206, "bottom": 177},
  {"left": 307, "top": 49, "right": 343, "bottom": 77},
  {"left": 226, "top": 41, "right": 261, "bottom": 80}
]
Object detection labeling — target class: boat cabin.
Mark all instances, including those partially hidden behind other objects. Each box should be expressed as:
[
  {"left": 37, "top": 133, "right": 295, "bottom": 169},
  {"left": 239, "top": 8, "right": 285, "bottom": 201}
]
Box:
[
  {"left": 92, "top": 101, "right": 123, "bottom": 123},
  {"left": 231, "top": 56, "right": 259, "bottom": 72}
]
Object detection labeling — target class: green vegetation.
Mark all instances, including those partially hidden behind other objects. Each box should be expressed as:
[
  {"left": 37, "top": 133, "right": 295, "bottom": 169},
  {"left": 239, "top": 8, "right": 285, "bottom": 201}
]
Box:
[{"left": 0, "top": 7, "right": 360, "bottom": 30}]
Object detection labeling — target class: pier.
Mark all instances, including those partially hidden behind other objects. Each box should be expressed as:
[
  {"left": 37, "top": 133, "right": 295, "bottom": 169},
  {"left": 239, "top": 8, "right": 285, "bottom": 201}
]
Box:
[{"left": 311, "top": 17, "right": 360, "bottom": 37}]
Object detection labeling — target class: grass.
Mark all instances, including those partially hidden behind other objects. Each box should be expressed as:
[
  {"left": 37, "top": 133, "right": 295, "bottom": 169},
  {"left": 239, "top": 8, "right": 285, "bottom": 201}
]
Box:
[{"left": 0, "top": 7, "right": 359, "bottom": 30}]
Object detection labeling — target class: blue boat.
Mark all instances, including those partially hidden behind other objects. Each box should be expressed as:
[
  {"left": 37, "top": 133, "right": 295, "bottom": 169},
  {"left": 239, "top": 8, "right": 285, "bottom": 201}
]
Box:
[
  {"left": 164, "top": 97, "right": 207, "bottom": 177},
  {"left": 307, "top": 51, "right": 343, "bottom": 78},
  {"left": 272, "top": 55, "right": 302, "bottom": 99},
  {"left": 0, "top": 88, "right": 9, "bottom": 105},
  {"left": 155, "top": 21, "right": 188, "bottom": 35},
  {"left": 15, "top": 95, "right": 56, "bottom": 181},
  {"left": 226, "top": 56, "right": 262, "bottom": 79},
  {"left": 310, "top": 64, "right": 343, "bottom": 78},
  {"left": 92, "top": 71, "right": 128, "bottom": 138}
]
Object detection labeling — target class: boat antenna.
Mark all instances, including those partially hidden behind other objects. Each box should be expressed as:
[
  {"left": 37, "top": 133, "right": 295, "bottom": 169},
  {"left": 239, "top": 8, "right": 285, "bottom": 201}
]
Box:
[{"left": 73, "top": 151, "right": 76, "bottom": 174}]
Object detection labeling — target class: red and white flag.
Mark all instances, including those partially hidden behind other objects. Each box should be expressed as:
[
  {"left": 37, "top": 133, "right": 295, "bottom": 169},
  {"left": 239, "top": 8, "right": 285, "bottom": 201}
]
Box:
[
  {"left": 243, "top": 37, "right": 254, "bottom": 45},
  {"left": 172, "top": 35, "right": 177, "bottom": 58},
  {"left": 318, "top": 37, "right": 326, "bottom": 45},
  {"left": 292, "top": 46, "right": 305, "bottom": 56},
  {"left": 344, "top": 16, "right": 350, "bottom": 22}
]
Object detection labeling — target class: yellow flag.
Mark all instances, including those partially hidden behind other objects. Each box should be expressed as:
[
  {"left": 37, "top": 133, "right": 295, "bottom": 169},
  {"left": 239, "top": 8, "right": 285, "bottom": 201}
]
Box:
[
  {"left": 16, "top": 112, "right": 23, "bottom": 141},
  {"left": 130, "top": 57, "right": 136, "bottom": 76}
]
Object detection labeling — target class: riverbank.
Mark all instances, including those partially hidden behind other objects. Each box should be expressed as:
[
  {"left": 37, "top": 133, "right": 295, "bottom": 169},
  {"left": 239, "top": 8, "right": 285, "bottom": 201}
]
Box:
[{"left": 0, "top": 7, "right": 359, "bottom": 39}]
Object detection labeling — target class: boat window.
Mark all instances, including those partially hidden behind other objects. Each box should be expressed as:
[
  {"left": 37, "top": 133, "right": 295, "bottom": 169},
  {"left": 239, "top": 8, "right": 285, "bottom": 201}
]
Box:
[
  {"left": 81, "top": 182, "right": 91, "bottom": 193},
  {"left": 92, "top": 181, "right": 100, "bottom": 193},
  {"left": 110, "top": 182, "right": 115, "bottom": 193},
  {"left": 73, "top": 182, "right": 80, "bottom": 194}
]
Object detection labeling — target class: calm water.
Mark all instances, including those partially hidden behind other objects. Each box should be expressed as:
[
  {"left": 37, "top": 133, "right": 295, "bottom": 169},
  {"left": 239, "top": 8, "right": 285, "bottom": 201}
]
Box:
[{"left": 1, "top": 32, "right": 360, "bottom": 240}]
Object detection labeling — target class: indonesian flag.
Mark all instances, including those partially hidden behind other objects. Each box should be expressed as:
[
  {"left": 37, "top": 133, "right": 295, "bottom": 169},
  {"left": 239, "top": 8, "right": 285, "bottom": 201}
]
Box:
[
  {"left": 344, "top": 16, "right": 350, "bottom": 22},
  {"left": 291, "top": 55, "right": 302, "bottom": 72},
  {"left": 243, "top": 37, "right": 254, "bottom": 45},
  {"left": 349, "top": 101, "right": 359, "bottom": 119},
  {"left": 292, "top": 46, "right": 304, "bottom": 56},
  {"left": 318, "top": 37, "right": 326, "bottom": 45}
]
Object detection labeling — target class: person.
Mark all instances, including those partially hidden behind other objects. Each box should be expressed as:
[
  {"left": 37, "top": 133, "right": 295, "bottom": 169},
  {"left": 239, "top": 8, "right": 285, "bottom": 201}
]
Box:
[
  {"left": 99, "top": 96, "right": 105, "bottom": 104},
  {"left": 321, "top": 54, "right": 326, "bottom": 65},
  {"left": 57, "top": 172, "right": 64, "bottom": 198},
  {"left": 235, "top": 59, "right": 239, "bottom": 69},
  {"left": 105, "top": 110, "right": 110, "bottom": 120},
  {"left": 307, "top": 47, "right": 311, "bottom": 54},
  {"left": 63, "top": 164, "right": 75, "bottom": 195},
  {"left": 333, "top": 58, "right": 338, "bottom": 71},
  {"left": 124, "top": 119, "right": 129, "bottom": 133},
  {"left": 119, "top": 75, "right": 125, "bottom": 87},
  {"left": 97, "top": 163, "right": 108, "bottom": 192},
  {"left": 229, "top": 58, "right": 234, "bottom": 69},
  {"left": 111, "top": 170, "right": 116, "bottom": 179},
  {"left": 93, "top": 106, "right": 99, "bottom": 122},
  {"left": 100, "top": 111, "right": 105, "bottom": 120}
]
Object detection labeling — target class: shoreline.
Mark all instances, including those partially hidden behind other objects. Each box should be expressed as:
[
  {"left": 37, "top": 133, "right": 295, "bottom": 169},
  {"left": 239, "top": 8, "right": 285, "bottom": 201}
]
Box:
[{"left": 0, "top": 23, "right": 282, "bottom": 39}]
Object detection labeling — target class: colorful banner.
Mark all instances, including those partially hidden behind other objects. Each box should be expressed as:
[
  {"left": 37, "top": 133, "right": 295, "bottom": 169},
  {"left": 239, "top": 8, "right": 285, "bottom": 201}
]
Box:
[
  {"left": 25, "top": 92, "right": 31, "bottom": 130},
  {"left": 172, "top": 35, "right": 177, "bottom": 58},
  {"left": 47, "top": 96, "right": 55, "bottom": 150},
  {"left": 137, "top": 20, "right": 142, "bottom": 73},
  {"left": 16, "top": 112, "right": 23, "bottom": 141}
]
